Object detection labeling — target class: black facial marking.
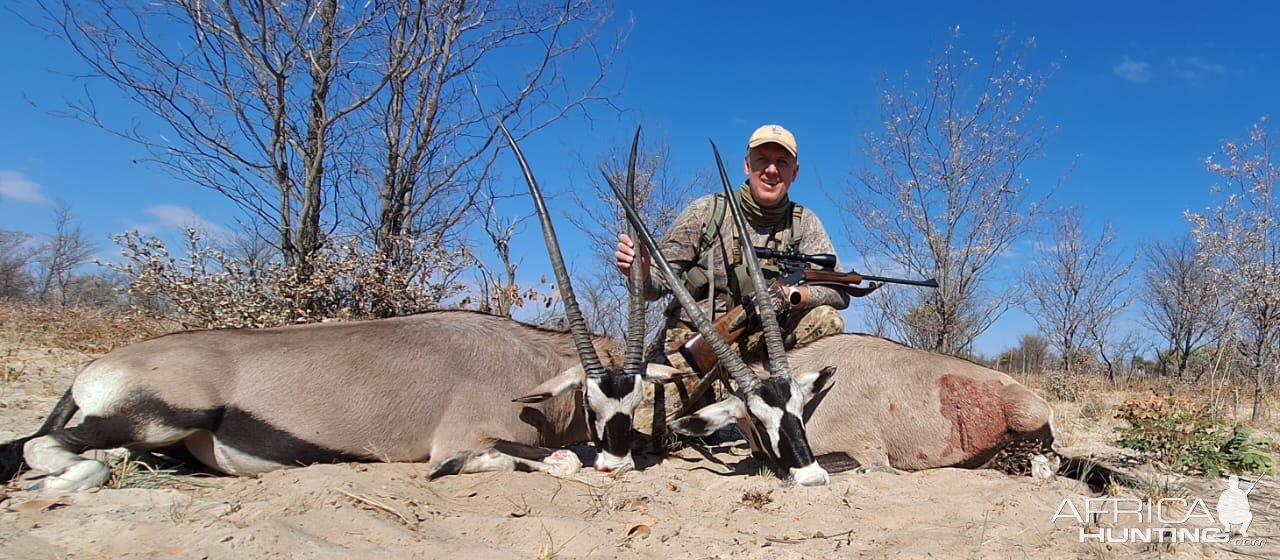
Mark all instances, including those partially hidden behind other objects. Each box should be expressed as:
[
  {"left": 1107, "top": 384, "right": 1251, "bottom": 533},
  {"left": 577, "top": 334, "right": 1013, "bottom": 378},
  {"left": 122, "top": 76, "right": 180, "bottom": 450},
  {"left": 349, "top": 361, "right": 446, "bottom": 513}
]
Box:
[
  {"left": 775, "top": 413, "right": 816, "bottom": 469},
  {"left": 586, "top": 373, "right": 641, "bottom": 455},
  {"left": 750, "top": 417, "right": 775, "bottom": 460},
  {"left": 748, "top": 378, "right": 816, "bottom": 471},
  {"left": 584, "top": 405, "right": 600, "bottom": 442},
  {"left": 758, "top": 378, "right": 793, "bottom": 409},
  {"left": 594, "top": 373, "right": 641, "bottom": 400},
  {"left": 600, "top": 413, "right": 633, "bottom": 457}
]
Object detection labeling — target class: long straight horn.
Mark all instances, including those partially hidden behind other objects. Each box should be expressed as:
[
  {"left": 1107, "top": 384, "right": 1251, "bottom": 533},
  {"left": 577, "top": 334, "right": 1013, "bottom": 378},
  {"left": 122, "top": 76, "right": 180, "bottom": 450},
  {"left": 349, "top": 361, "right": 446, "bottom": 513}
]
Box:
[
  {"left": 710, "top": 140, "right": 792, "bottom": 379},
  {"left": 622, "top": 126, "right": 646, "bottom": 375},
  {"left": 602, "top": 167, "right": 761, "bottom": 394},
  {"left": 497, "top": 120, "right": 605, "bottom": 375}
]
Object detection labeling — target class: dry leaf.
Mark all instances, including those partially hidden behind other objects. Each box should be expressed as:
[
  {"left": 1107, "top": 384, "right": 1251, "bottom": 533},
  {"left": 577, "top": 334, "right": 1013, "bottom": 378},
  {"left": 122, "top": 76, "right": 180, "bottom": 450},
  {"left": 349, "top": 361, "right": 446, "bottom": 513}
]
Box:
[
  {"left": 626, "top": 520, "right": 654, "bottom": 538},
  {"left": 8, "top": 498, "right": 65, "bottom": 513}
]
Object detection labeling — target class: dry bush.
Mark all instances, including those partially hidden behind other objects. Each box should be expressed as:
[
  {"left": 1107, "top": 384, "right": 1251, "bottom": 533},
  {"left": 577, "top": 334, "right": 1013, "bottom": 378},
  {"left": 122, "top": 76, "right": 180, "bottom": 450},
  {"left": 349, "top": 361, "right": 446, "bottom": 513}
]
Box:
[
  {"left": 1079, "top": 398, "right": 1109, "bottom": 422},
  {"left": 1043, "top": 369, "right": 1084, "bottom": 402},
  {"left": 1114, "top": 391, "right": 1276, "bottom": 477},
  {"left": 106, "top": 229, "right": 472, "bottom": 329}
]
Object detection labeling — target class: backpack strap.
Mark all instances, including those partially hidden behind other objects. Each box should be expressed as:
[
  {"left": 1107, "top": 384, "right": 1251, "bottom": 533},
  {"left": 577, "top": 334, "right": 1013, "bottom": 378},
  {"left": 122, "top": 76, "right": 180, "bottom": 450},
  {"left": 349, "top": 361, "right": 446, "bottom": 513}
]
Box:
[
  {"left": 782, "top": 202, "right": 804, "bottom": 251},
  {"left": 700, "top": 193, "right": 728, "bottom": 251}
]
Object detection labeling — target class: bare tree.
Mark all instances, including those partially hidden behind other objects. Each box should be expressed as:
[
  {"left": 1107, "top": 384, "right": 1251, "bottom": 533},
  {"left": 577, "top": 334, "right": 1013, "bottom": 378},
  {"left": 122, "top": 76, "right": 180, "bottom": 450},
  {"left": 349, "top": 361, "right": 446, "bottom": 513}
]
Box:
[
  {"left": 470, "top": 178, "right": 555, "bottom": 318},
  {"left": 841, "top": 32, "right": 1056, "bottom": 355},
  {"left": 1139, "top": 235, "right": 1222, "bottom": 377},
  {"left": 0, "top": 230, "right": 35, "bottom": 299},
  {"left": 565, "top": 137, "right": 700, "bottom": 340},
  {"left": 36, "top": 0, "right": 618, "bottom": 317},
  {"left": 1188, "top": 116, "right": 1280, "bottom": 419},
  {"left": 34, "top": 202, "right": 99, "bottom": 307},
  {"left": 1023, "top": 208, "right": 1134, "bottom": 373},
  {"left": 995, "top": 333, "right": 1049, "bottom": 376}
]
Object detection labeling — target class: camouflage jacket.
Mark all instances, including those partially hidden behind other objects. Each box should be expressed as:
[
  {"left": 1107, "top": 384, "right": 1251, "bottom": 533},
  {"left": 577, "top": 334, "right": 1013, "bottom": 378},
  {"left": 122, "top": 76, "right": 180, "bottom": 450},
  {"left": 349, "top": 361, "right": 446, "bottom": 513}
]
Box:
[{"left": 642, "top": 192, "right": 850, "bottom": 323}]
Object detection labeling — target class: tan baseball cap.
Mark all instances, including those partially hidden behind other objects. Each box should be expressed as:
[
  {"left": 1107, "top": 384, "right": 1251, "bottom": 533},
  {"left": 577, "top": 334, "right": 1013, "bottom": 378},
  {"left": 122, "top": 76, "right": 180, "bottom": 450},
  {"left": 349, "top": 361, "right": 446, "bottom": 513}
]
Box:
[{"left": 747, "top": 124, "right": 798, "bottom": 158}]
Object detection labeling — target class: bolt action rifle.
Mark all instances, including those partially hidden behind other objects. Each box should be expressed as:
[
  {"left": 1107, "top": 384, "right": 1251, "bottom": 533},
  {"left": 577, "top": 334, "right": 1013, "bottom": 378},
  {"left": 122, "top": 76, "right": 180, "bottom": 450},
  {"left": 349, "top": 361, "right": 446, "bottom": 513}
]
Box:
[{"left": 677, "top": 247, "right": 939, "bottom": 374}]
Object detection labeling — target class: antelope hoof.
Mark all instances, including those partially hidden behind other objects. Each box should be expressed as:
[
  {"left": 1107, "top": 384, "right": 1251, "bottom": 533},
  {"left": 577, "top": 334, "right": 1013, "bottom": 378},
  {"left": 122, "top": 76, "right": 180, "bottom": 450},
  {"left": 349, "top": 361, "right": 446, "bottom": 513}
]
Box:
[
  {"left": 792, "top": 463, "right": 831, "bottom": 487},
  {"left": 25, "top": 461, "right": 111, "bottom": 493},
  {"left": 545, "top": 449, "right": 582, "bottom": 476}
]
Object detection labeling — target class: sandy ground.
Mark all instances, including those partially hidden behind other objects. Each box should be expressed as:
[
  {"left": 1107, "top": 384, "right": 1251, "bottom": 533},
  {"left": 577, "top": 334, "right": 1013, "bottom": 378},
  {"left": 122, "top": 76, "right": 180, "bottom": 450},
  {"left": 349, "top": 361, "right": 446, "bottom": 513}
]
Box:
[{"left": 2, "top": 335, "right": 1278, "bottom": 559}]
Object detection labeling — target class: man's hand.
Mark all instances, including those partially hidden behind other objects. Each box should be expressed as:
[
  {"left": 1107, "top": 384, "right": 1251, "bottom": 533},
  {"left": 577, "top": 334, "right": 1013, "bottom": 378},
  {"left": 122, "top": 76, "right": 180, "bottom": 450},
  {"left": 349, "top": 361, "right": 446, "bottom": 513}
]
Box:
[
  {"left": 844, "top": 282, "right": 881, "bottom": 298},
  {"left": 614, "top": 233, "right": 649, "bottom": 277}
]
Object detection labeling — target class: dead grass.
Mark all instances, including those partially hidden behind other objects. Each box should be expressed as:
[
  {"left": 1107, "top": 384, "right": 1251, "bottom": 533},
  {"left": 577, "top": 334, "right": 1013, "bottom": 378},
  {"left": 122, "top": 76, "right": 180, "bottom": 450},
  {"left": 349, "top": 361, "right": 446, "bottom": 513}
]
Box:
[
  {"left": 0, "top": 300, "right": 171, "bottom": 355},
  {"left": 740, "top": 488, "right": 773, "bottom": 510}
]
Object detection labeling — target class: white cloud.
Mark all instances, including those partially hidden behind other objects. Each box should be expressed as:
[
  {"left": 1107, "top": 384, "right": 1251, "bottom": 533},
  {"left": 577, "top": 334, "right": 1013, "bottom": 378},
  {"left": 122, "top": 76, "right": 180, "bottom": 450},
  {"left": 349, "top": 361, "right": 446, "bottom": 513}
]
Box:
[
  {"left": 0, "top": 170, "right": 50, "bottom": 204},
  {"left": 1113, "top": 57, "right": 1153, "bottom": 84},
  {"left": 1178, "top": 57, "right": 1226, "bottom": 85},
  {"left": 144, "top": 204, "right": 233, "bottom": 238}
]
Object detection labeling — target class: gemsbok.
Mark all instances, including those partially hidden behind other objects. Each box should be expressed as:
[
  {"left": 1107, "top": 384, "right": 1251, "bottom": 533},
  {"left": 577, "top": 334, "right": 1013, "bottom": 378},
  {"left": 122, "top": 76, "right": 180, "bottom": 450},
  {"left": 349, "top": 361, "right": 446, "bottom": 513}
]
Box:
[
  {"left": 0, "top": 308, "right": 689, "bottom": 492},
  {"left": 669, "top": 333, "right": 1059, "bottom": 474},
  {"left": 0, "top": 124, "right": 682, "bottom": 493}
]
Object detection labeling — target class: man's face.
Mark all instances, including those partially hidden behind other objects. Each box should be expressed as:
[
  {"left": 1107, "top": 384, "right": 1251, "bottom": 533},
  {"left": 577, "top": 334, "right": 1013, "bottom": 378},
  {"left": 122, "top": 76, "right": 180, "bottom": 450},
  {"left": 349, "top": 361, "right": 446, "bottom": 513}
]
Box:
[{"left": 743, "top": 143, "right": 799, "bottom": 208}]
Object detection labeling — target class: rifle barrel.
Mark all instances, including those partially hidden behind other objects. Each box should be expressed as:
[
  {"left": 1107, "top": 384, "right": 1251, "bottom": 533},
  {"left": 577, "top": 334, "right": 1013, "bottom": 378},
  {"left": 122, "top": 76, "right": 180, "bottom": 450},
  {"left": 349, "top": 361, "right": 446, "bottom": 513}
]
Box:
[{"left": 857, "top": 274, "right": 939, "bottom": 288}]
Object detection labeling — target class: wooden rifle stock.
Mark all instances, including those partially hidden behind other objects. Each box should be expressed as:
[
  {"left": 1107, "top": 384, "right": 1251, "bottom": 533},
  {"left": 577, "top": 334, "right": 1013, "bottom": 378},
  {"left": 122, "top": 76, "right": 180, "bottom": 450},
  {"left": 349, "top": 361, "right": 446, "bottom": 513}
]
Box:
[
  {"left": 677, "top": 281, "right": 788, "bottom": 374},
  {"left": 677, "top": 304, "right": 750, "bottom": 374}
]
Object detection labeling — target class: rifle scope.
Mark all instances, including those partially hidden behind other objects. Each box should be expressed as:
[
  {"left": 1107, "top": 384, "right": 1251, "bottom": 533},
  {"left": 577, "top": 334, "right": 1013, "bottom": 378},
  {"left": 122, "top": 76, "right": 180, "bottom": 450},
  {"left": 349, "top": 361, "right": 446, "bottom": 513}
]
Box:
[{"left": 752, "top": 247, "right": 838, "bottom": 270}]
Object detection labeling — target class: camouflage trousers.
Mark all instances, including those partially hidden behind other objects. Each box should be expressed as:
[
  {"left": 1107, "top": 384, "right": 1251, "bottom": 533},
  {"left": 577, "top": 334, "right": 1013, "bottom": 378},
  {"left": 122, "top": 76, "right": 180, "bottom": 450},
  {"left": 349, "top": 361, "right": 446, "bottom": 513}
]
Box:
[
  {"left": 653, "top": 304, "right": 846, "bottom": 375},
  {"left": 634, "top": 305, "right": 845, "bottom": 437}
]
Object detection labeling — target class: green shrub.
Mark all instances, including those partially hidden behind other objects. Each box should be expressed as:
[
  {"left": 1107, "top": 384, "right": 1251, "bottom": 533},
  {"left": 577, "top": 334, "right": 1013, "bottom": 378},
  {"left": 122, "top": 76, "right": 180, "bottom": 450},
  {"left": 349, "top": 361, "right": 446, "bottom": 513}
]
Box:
[{"left": 1113, "top": 391, "right": 1276, "bottom": 478}]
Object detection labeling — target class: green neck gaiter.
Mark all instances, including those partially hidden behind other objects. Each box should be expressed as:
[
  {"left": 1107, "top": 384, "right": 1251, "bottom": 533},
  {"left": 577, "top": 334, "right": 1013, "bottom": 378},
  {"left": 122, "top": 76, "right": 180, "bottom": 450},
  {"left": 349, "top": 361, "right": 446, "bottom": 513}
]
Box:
[{"left": 737, "top": 182, "right": 791, "bottom": 228}]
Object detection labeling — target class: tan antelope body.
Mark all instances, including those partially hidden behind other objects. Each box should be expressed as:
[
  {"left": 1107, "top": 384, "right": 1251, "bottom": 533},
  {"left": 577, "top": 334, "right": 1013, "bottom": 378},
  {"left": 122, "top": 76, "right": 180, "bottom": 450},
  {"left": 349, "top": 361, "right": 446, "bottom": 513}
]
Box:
[
  {"left": 789, "top": 334, "right": 1053, "bottom": 470},
  {"left": 1, "top": 310, "right": 630, "bottom": 491},
  {"left": 675, "top": 333, "right": 1054, "bottom": 473}
]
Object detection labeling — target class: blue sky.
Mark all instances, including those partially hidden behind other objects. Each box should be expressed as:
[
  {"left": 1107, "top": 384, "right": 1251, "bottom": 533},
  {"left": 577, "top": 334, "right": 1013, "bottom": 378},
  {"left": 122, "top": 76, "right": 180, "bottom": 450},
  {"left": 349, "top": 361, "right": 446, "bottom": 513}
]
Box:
[{"left": 1, "top": 1, "right": 1277, "bottom": 356}]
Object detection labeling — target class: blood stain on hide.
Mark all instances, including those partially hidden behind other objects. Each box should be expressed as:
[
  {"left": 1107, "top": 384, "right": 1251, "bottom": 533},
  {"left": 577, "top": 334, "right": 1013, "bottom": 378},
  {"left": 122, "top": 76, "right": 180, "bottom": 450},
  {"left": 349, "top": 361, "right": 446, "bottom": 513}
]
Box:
[{"left": 937, "top": 374, "right": 1008, "bottom": 466}]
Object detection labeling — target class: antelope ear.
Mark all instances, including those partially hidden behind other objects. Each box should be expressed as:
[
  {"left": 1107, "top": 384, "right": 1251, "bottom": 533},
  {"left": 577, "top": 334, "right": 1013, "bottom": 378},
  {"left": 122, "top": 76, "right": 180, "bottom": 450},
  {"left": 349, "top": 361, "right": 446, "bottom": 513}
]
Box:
[
  {"left": 794, "top": 366, "right": 837, "bottom": 398},
  {"left": 514, "top": 365, "right": 586, "bottom": 403},
  {"left": 642, "top": 363, "right": 688, "bottom": 383},
  {"left": 670, "top": 396, "right": 747, "bottom": 436}
]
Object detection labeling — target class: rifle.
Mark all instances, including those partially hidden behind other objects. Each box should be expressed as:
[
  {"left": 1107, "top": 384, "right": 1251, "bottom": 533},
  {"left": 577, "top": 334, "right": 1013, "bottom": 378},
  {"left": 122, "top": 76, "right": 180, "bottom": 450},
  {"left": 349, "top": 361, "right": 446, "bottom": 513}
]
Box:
[{"left": 677, "top": 247, "right": 938, "bottom": 374}]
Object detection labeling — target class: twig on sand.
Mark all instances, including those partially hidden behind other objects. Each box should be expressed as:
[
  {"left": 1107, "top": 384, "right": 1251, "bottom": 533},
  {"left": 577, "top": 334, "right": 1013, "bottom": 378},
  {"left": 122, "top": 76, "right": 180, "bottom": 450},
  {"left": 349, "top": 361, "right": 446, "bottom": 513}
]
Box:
[
  {"left": 339, "top": 489, "right": 417, "bottom": 530},
  {"left": 760, "top": 528, "right": 856, "bottom": 546}
]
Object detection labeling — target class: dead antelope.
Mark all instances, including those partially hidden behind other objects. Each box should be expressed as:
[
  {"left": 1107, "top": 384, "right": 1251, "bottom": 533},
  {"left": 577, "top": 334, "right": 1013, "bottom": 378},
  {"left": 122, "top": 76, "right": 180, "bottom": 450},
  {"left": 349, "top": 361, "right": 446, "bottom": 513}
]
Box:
[
  {"left": 0, "top": 309, "right": 684, "bottom": 492},
  {"left": 0, "top": 124, "right": 680, "bottom": 493},
  {"left": 671, "top": 333, "right": 1057, "bottom": 473}
]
